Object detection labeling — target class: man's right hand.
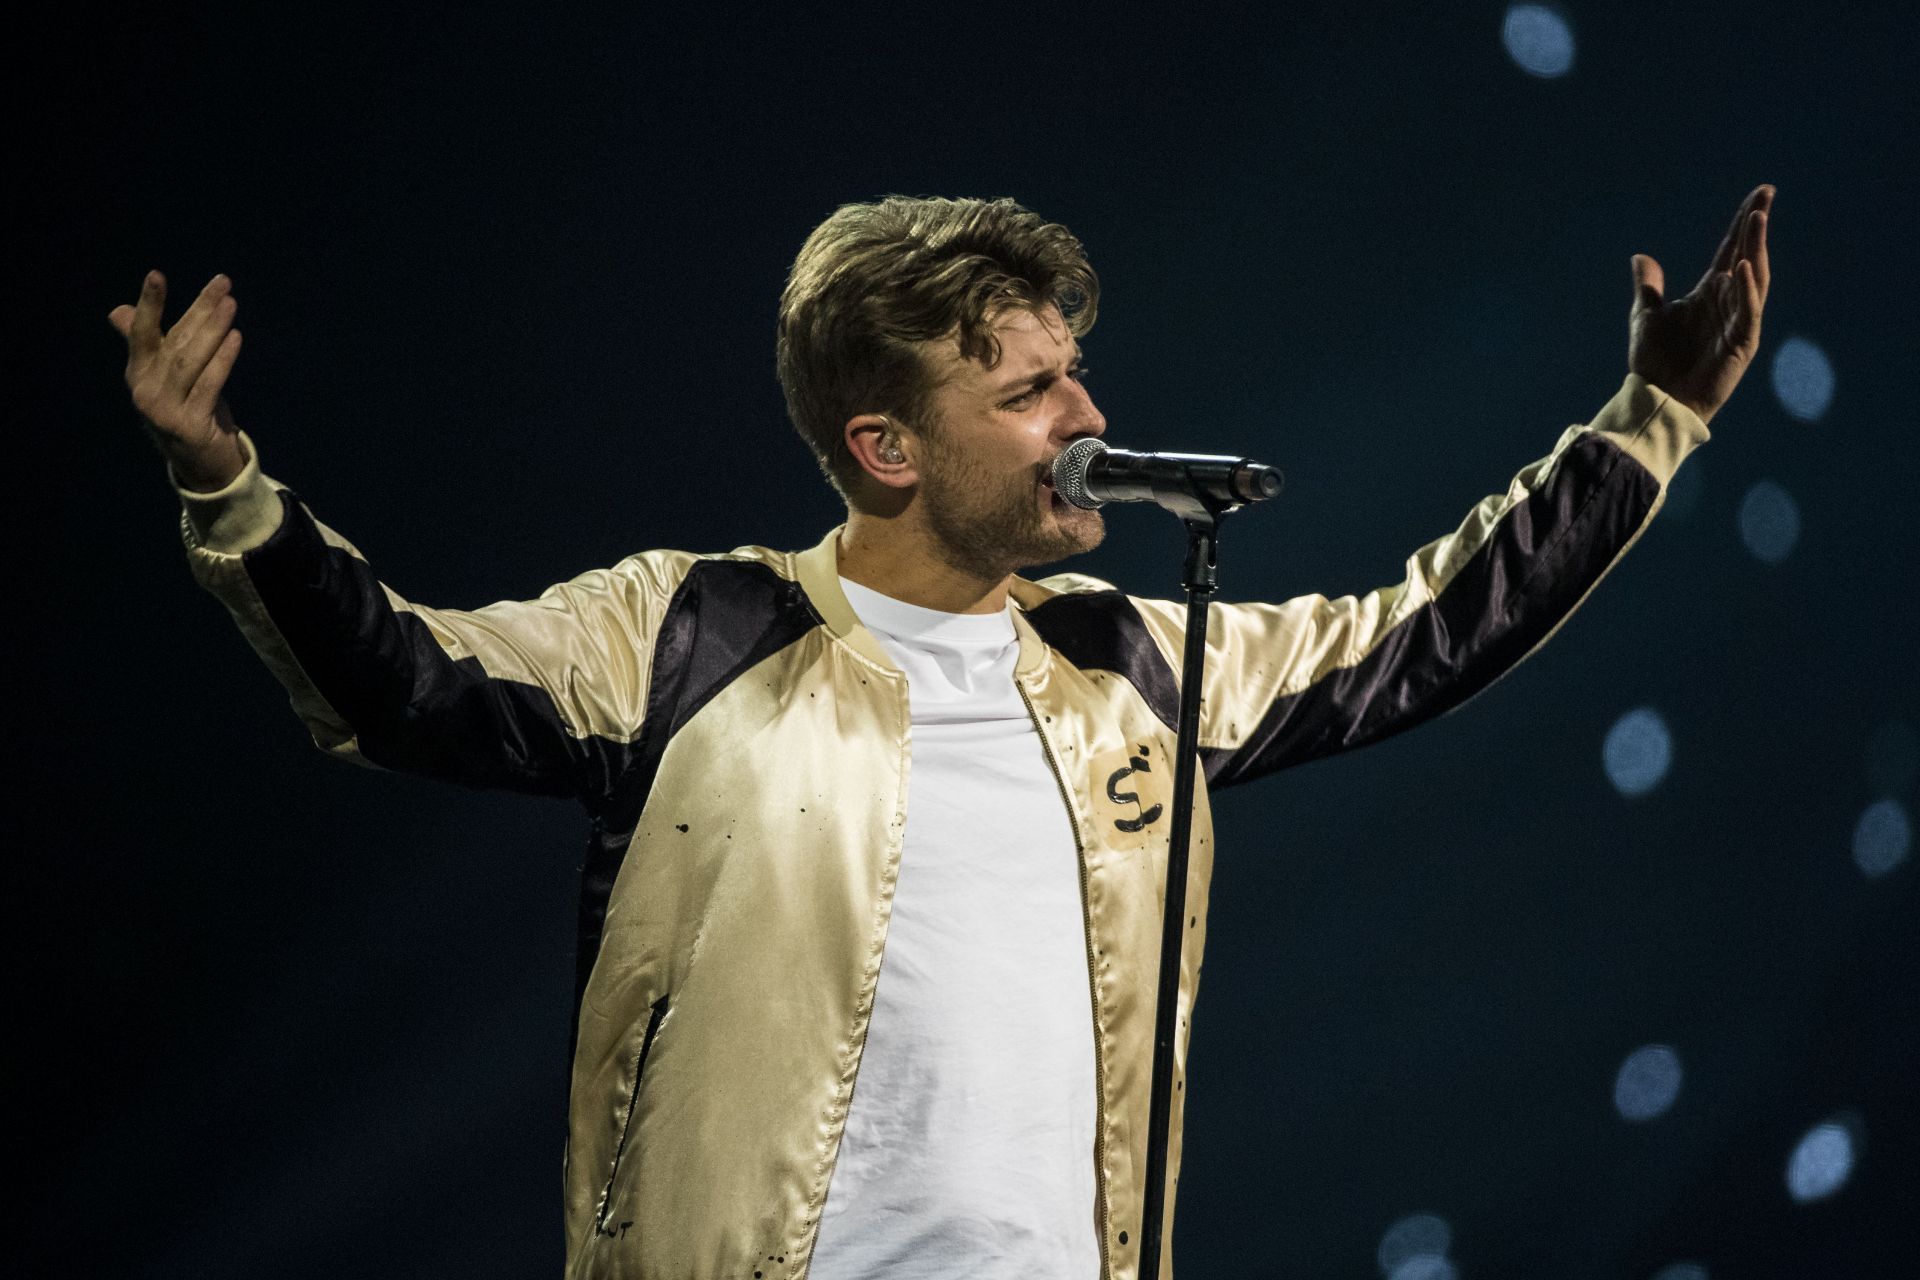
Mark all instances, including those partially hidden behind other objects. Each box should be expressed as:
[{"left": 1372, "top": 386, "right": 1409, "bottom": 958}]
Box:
[{"left": 109, "top": 271, "right": 249, "bottom": 492}]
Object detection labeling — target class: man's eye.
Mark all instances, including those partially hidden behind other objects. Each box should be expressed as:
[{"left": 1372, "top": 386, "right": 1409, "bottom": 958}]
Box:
[{"left": 1006, "top": 368, "right": 1090, "bottom": 409}]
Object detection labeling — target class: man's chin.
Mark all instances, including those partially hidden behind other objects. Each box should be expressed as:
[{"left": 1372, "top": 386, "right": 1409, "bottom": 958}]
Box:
[{"left": 1019, "top": 507, "right": 1106, "bottom": 570}]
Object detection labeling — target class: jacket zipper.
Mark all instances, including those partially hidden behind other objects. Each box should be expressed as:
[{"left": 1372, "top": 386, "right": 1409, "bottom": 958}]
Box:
[
  {"left": 1016, "top": 679, "right": 1113, "bottom": 1280},
  {"left": 596, "top": 990, "right": 671, "bottom": 1234}
]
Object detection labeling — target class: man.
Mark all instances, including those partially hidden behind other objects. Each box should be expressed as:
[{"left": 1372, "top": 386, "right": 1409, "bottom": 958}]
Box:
[{"left": 110, "top": 186, "right": 1773, "bottom": 1280}]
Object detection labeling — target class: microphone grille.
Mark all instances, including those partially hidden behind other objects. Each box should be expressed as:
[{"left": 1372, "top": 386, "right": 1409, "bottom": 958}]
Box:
[{"left": 1052, "top": 437, "right": 1109, "bottom": 509}]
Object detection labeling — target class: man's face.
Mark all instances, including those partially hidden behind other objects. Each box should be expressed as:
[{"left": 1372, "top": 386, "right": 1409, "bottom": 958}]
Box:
[{"left": 911, "top": 303, "right": 1107, "bottom": 581}]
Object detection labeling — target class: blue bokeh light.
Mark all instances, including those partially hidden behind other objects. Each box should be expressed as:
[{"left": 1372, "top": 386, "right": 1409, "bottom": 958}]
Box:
[
  {"left": 1770, "top": 336, "right": 1836, "bottom": 422},
  {"left": 1787, "top": 1119, "right": 1858, "bottom": 1202},
  {"left": 1738, "top": 480, "right": 1801, "bottom": 564},
  {"left": 1614, "top": 1044, "right": 1684, "bottom": 1121},
  {"left": 1378, "top": 1213, "right": 1452, "bottom": 1276},
  {"left": 1388, "top": 1258, "right": 1457, "bottom": 1280},
  {"left": 1650, "top": 1266, "right": 1708, "bottom": 1280},
  {"left": 1852, "top": 799, "right": 1912, "bottom": 879},
  {"left": 1501, "top": 4, "right": 1576, "bottom": 77},
  {"left": 1604, "top": 707, "right": 1673, "bottom": 797}
]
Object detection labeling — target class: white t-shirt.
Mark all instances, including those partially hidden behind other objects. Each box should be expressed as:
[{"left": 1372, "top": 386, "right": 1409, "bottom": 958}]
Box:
[{"left": 807, "top": 576, "right": 1101, "bottom": 1280}]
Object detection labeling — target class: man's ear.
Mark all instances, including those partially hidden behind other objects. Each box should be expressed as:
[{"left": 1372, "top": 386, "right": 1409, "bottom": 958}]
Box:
[{"left": 845, "top": 413, "right": 919, "bottom": 490}]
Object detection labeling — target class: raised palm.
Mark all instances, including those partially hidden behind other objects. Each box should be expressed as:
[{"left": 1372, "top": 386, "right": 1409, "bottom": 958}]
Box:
[{"left": 1628, "top": 184, "right": 1774, "bottom": 426}]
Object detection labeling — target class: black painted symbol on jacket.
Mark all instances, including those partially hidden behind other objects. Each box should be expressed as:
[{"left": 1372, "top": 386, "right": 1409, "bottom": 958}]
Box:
[
  {"left": 1106, "top": 743, "right": 1164, "bottom": 833},
  {"left": 594, "top": 1219, "right": 634, "bottom": 1239}
]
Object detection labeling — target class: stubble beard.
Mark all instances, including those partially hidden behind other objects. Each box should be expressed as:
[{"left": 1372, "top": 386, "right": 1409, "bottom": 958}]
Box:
[{"left": 918, "top": 436, "right": 1106, "bottom": 585}]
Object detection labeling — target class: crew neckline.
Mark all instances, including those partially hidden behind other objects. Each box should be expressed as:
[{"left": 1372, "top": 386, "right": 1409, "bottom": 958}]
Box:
[{"left": 838, "top": 575, "right": 1015, "bottom": 642}]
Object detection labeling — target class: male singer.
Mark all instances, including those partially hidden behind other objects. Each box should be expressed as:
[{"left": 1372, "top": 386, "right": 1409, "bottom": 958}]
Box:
[{"left": 112, "top": 185, "right": 1772, "bottom": 1279}]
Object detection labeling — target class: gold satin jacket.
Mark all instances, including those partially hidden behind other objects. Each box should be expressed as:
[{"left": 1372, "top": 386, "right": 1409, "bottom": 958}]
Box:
[{"left": 173, "top": 373, "right": 1708, "bottom": 1279}]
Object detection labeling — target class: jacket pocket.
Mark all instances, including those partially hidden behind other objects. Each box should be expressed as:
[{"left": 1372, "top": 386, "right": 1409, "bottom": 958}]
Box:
[{"left": 595, "top": 990, "right": 670, "bottom": 1233}]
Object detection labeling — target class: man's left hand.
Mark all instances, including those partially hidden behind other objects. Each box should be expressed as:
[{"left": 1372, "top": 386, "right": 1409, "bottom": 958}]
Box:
[{"left": 1628, "top": 184, "right": 1775, "bottom": 426}]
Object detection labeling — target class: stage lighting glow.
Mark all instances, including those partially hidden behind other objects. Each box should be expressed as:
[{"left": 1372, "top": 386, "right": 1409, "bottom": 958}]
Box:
[
  {"left": 1377, "top": 1213, "right": 1452, "bottom": 1276},
  {"left": 1852, "top": 799, "right": 1912, "bottom": 879},
  {"left": 1502, "top": 4, "right": 1576, "bottom": 77},
  {"left": 1865, "top": 720, "right": 1919, "bottom": 796},
  {"left": 1769, "top": 336, "right": 1835, "bottom": 422},
  {"left": 1662, "top": 456, "right": 1704, "bottom": 521},
  {"left": 1613, "top": 1044, "right": 1683, "bottom": 1121},
  {"left": 1786, "top": 1119, "right": 1857, "bottom": 1202},
  {"left": 1650, "top": 1265, "right": 1708, "bottom": 1280},
  {"left": 1388, "top": 1258, "right": 1457, "bottom": 1280},
  {"left": 1604, "top": 707, "right": 1673, "bottom": 797},
  {"left": 1738, "top": 480, "right": 1800, "bottom": 564}
]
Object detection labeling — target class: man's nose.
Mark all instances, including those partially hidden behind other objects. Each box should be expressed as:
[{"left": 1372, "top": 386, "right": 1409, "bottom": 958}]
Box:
[{"left": 1064, "top": 379, "right": 1106, "bottom": 440}]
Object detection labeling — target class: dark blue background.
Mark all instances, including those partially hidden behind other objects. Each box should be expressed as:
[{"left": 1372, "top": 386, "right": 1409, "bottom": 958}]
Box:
[{"left": 32, "top": 2, "right": 1916, "bottom": 1276}]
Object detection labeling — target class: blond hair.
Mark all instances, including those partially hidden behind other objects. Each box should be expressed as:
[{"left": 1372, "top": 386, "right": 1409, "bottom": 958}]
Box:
[{"left": 775, "top": 195, "right": 1099, "bottom": 504}]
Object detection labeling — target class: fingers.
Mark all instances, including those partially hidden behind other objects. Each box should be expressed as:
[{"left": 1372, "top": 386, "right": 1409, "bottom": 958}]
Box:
[
  {"left": 185, "top": 329, "right": 244, "bottom": 420},
  {"left": 167, "top": 274, "right": 232, "bottom": 355},
  {"left": 1701, "top": 194, "right": 1752, "bottom": 285},
  {"left": 1748, "top": 204, "right": 1771, "bottom": 301},
  {"left": 1698, "top": 185, "right": 1775, "bottom": 294},
  {"left": 128, "top": 270, "right": 166, "bottom": 355},
  {"left": 165, "top": 290, "right": 239, "bottom": 399},
  {"left": 116, "top": 269, "right": 243, "bottom": 438},
  {"left": 1735, "top": 258, "right": 1763, "bottom": 350},
  {"left": 1714, "top": 259, "right": 1763, "bottom": 357}
]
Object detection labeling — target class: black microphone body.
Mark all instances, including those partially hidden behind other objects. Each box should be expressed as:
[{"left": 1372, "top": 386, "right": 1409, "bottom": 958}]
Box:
[{"left": 1051, "top": 438, "right": 1284, "bottom": 513}]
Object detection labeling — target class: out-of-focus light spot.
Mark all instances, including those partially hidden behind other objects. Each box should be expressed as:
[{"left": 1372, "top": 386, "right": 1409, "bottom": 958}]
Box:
[
  {"left": 1738, "top": 480, "right": 1801, "bottom": 563},
  {"left": 1770, "top": 336, "right": 1835, "bottom": 422},
  {"left": 1501, "top": 4, "right": 1575, "bottom": 77},
  {"left": 1865, "top": 720, "right": 1920, "bottom": 796},
  {"left": 1389, "top": 1258, "right": 1457, "bottom": 1280},
  {"left": 1614, "top": 1044, "right": 1684, "bottom": 1121},
  {"left": 1378, "top": 1213, "right": 1452, "bottom": 1276},
  {"left": 1604, "top": 707, "right": 1673, "bottom": 797},
  {"left": 1650, "top": 1265, "right": 1708, "bottom": 1280},
  {"left": 1662, "top": 458, "right": 1704, "bottom": 521},
  {"left": 1853, "top": 799, "right": 1912, "bottom": 879},
  {"left": 1787, "top": 1119, "right": 1858, "bottom": 1202}
]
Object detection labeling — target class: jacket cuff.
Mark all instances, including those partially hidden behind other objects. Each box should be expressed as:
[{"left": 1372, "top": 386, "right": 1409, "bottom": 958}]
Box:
[
  {"left": 1590, "top": 373, "right": 1712, "bottom": 487},
  {"left": 171, "top": 430, "right": 286, "bottom": 555}
]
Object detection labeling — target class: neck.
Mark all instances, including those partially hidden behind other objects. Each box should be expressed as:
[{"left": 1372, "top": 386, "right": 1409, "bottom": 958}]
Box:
[{"left": 837, "top": 509, "right": 1012, "bottom": 615}]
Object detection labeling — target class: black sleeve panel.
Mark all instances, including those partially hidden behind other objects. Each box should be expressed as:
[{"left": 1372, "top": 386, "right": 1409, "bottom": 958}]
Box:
[
  {"left": 186, "top": 481, "right": 685, "bottom": 807},
  {"left": 1196, "top": 430, "right": 1661, "bottom": 789}
]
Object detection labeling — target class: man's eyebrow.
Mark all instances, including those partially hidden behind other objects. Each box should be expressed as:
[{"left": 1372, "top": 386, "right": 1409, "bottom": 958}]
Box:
[{"left": 990, "top": 345, "right": 1085, "bottom": 396}]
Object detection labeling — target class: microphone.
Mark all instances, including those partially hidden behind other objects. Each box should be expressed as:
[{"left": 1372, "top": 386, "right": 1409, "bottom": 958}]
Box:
[{"left": 1051, "top": 438, "right": 1285, "bottom": 512}]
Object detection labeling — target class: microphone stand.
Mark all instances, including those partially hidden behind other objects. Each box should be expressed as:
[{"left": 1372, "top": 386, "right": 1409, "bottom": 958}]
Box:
[{"left": 1136, "top": 486, "right": 1241, "bottom": 1280}]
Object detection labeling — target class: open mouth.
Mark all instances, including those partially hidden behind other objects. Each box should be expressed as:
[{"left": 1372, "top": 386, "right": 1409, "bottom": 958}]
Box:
[{"left": 1039, "top": 472, "right": 1066, "bottom": 508}]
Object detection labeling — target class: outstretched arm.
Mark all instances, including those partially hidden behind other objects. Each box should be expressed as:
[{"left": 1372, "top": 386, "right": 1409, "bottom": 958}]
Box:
[
  {"left": 112, "top": 272, "right": 676, "bottom": 806},
  {"left": 1128, "top": 186, "right": 1775, "bottom": 790}
]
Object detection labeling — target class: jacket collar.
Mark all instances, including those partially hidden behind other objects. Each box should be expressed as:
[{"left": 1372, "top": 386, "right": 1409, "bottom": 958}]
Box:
[{"left": 794, "top": 524, "right": 1049, "bottom": 678}]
